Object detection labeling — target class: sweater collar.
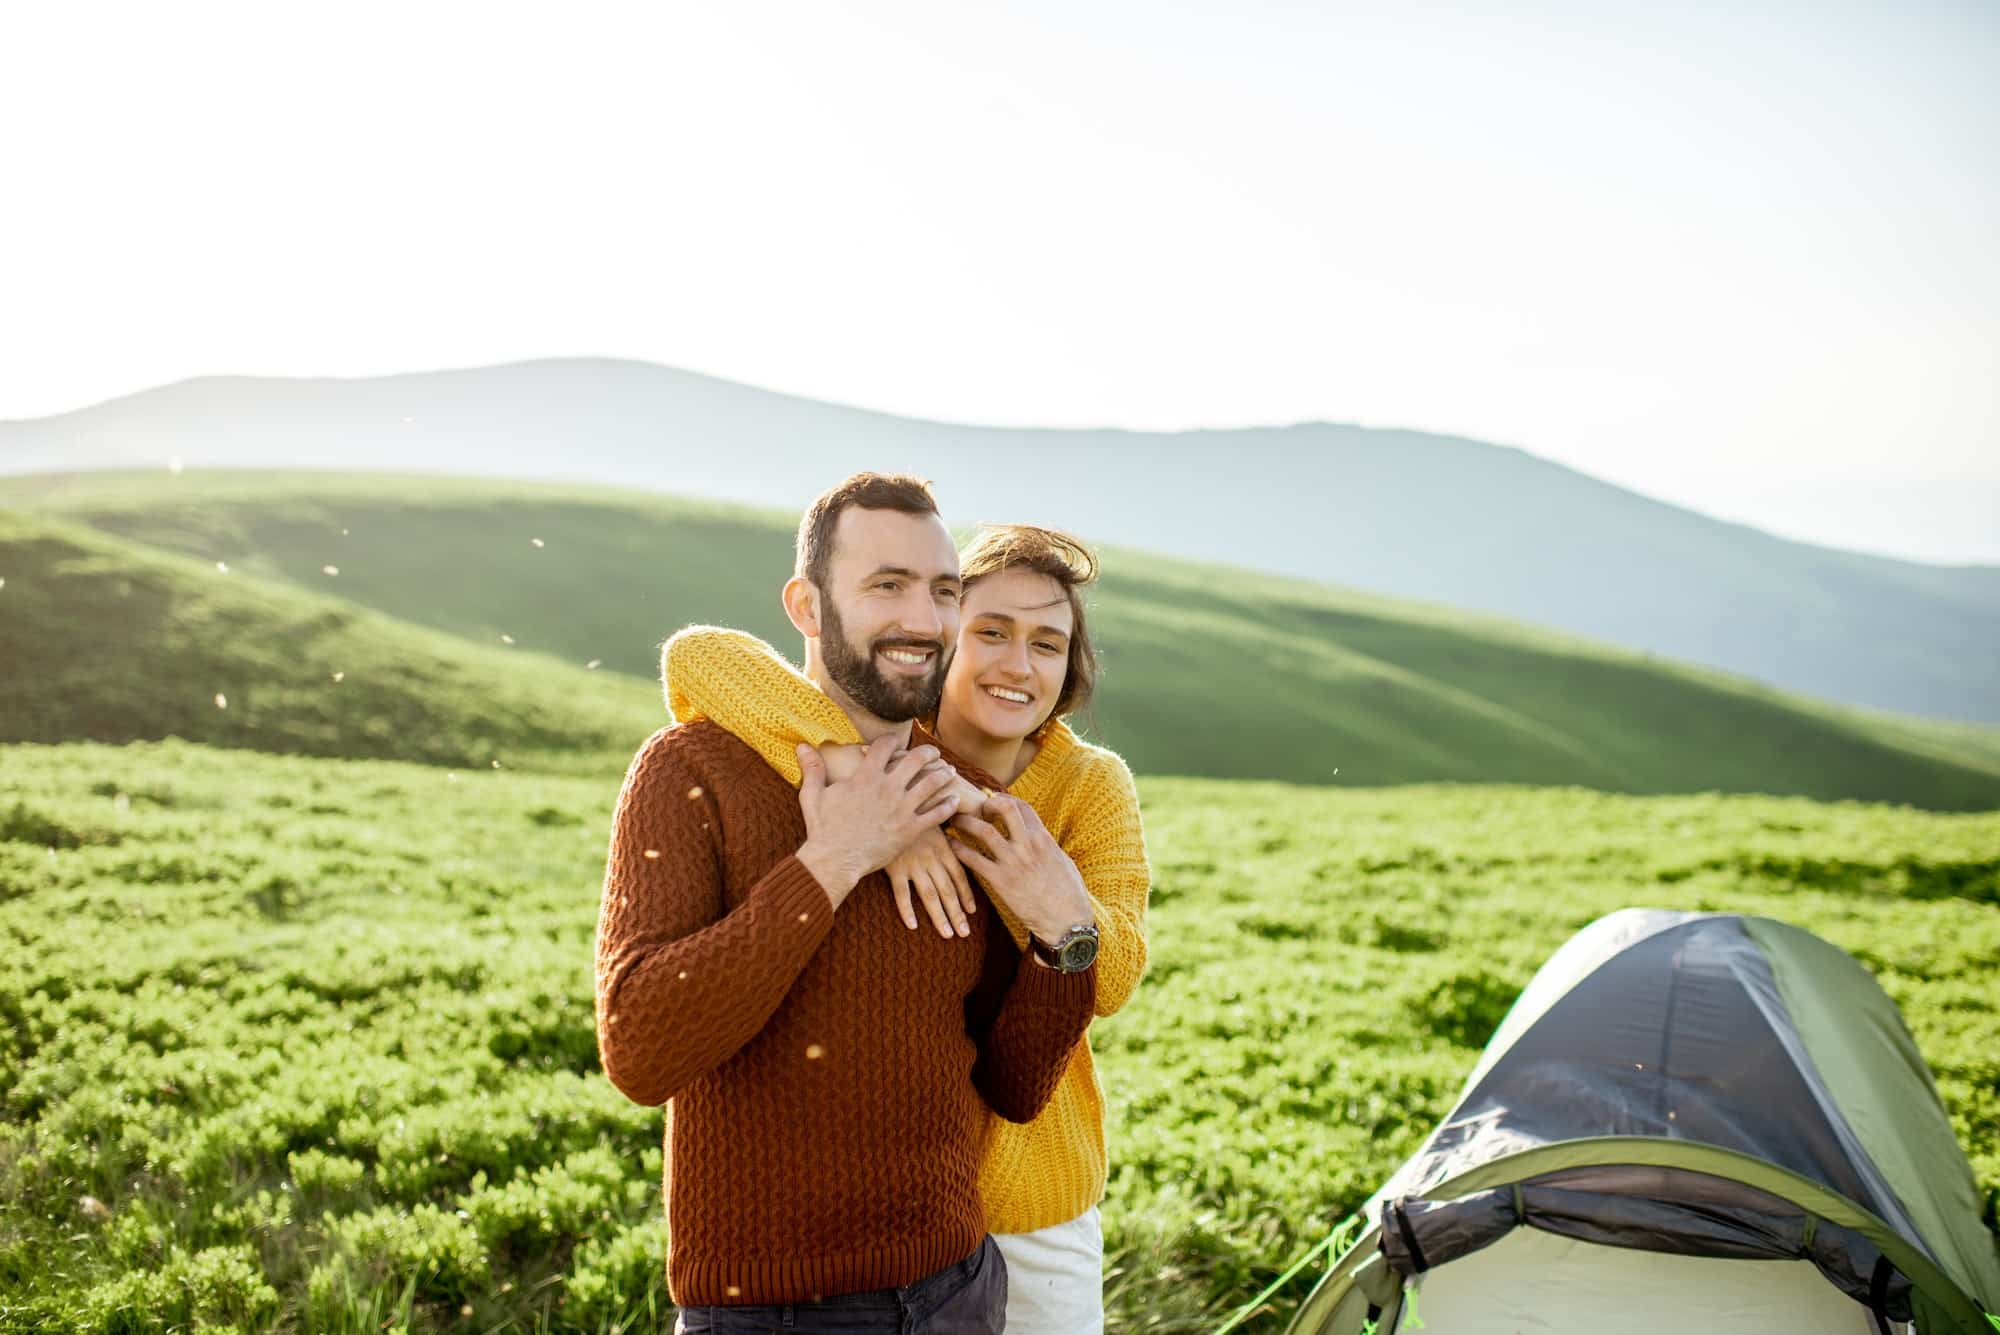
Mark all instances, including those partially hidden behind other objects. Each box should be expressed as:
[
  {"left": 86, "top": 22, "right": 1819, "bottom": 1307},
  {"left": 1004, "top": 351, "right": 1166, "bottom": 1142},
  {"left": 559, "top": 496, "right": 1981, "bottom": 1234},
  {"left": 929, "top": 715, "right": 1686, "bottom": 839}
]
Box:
[
  {"left": 912, "top": 719, "right": 1008, "bottom": 795},
  {"left": 1007, "top": 718, "right": 1080, "bottom": 805}
]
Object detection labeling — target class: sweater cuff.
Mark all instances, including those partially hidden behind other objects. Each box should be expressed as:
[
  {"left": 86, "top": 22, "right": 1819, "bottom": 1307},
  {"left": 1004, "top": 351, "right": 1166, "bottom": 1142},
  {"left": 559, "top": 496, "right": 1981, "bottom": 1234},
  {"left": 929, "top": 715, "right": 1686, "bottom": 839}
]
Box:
[
  {"left": 756, "top": 854, "right": 837, "bottom": 942},
  {"left": 1008, "top": 949, "right": 1097, "bottom": 1007}
]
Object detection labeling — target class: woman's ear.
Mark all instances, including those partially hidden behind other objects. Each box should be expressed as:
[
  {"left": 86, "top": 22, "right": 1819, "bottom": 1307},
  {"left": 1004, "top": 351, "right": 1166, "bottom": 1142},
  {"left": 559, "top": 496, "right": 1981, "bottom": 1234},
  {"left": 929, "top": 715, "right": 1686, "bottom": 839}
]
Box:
[{"left": 781, "top": 576, "right": 821, "bottom": 639}]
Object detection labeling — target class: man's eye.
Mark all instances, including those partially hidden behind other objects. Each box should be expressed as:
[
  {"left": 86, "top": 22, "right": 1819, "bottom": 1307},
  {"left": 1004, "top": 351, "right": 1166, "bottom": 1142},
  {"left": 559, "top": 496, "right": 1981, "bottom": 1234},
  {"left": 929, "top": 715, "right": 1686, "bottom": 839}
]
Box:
[
  {"left": 935, "top": 587, "right": 961, "bottom": 601},
  {"left": 876, "top": 581, "right": 901, "bottom": 592}
]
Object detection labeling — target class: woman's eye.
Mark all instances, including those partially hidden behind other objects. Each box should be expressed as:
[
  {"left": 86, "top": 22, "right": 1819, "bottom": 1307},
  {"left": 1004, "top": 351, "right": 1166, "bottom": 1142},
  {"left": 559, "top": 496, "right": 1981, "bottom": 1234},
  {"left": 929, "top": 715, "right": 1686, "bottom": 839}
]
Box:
[{"left": 1035, "top": 642, "right": 1059, "bottom": 654}]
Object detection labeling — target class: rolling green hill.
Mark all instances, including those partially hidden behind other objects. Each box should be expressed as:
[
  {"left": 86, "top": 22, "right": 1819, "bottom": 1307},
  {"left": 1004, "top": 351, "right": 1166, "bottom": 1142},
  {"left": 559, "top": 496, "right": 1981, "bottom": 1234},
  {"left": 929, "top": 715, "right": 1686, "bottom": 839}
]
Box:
[
  {"left": 0, "top": 510, "right": 656, "bottom": 773},
  {"left": 5, "top": 357, "right": 1995, "bottom": 722},
  {"left": 8, "top": 469, "right": 2000, "bottom": 808}
]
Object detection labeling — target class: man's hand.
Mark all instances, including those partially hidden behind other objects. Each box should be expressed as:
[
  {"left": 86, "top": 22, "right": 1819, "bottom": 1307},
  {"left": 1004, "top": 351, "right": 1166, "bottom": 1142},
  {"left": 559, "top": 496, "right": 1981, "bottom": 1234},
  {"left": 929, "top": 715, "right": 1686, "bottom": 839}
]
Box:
[
  {"left": 950, "top": 794, "right": 1093, "bottom": 949},
  {"left": 887, "top": 826, "right": 978, "bottom": 938},
  {"left": 795, "top": 736, "right": 960, "bottom": 907}
]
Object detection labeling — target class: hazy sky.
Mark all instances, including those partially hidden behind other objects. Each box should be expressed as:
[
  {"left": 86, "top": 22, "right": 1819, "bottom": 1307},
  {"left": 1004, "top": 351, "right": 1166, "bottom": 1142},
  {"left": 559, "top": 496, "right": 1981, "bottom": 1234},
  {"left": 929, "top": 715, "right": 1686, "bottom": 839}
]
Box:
[{"left": 3, "top": 1, "right": 1996, "bottom": 560}]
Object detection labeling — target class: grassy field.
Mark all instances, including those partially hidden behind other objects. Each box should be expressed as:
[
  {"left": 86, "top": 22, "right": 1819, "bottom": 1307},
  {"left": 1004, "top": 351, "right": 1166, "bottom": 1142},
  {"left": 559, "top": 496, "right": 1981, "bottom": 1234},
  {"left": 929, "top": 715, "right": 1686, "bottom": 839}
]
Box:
[
  {"left": 2, "top": 739, "right": 1994, "bottom": 1333},
  {"left": 4, "top": 471, "right": 1997, "bottom": 1329},
  {"left": 12, "top": 470, "right": 2000, "bottom": 807}
]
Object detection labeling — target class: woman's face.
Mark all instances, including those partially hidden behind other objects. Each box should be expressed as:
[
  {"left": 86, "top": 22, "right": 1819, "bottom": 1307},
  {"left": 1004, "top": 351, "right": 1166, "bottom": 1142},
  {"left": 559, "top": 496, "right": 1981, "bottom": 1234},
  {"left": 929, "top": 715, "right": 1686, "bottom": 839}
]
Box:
[{"left": 941, "top": 567, "right": 1073, "bottom": 744}]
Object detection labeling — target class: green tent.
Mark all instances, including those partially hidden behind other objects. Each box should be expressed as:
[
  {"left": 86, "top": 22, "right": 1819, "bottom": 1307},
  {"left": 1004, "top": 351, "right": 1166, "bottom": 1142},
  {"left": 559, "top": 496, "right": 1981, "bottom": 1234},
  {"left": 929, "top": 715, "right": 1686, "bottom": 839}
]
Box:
[{"left": 1284, "top": 910, "right": 2000, "bottom": 1334}]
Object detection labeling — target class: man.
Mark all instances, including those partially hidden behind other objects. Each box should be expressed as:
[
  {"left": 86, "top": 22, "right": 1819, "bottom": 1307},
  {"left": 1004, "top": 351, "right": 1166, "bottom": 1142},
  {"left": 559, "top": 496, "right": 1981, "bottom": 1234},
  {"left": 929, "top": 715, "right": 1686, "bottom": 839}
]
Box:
[{"left": 595, "top": 472, "right": 1099, "bottom": 1333}]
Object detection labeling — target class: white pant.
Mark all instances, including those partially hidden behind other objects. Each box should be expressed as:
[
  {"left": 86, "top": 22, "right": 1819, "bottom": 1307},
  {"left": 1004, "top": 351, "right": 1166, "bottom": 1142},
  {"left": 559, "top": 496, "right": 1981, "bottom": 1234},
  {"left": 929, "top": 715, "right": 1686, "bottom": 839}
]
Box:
[{"left": 992, "top": 1207, "right": 1104, "bottom": 1335}]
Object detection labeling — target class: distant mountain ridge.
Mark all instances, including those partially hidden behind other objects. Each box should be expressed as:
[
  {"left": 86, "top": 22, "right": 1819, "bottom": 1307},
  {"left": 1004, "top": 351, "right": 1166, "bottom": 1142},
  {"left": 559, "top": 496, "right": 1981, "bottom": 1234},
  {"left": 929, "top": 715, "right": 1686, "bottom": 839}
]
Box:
[{"left": 4, "top": 357, "right": 1994, "bottom": 721}]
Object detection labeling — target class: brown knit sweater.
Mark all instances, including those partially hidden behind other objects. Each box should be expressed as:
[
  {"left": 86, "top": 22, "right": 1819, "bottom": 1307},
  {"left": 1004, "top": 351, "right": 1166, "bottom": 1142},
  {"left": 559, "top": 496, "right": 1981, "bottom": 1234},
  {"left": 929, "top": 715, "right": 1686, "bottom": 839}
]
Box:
[{"left": 594, "top": 720, "right": 1096, "bottom": 1305}]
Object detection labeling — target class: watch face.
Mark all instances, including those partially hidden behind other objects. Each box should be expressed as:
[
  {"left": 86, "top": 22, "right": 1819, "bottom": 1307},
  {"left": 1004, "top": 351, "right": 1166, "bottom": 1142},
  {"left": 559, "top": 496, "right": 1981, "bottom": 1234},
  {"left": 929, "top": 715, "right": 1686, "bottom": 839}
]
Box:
[{"left": 1058, "top": 933, "right": 1098, "bottom": 972}]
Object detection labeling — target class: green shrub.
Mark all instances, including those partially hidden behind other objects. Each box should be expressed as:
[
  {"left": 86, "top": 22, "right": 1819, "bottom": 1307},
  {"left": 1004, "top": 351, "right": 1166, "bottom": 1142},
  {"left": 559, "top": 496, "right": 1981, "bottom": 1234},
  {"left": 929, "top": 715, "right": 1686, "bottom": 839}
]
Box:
[
  {"left": 81, "top": 1244, "right": 279, "bottom": 1334},
  {"left": 2, "top": 741, "right": 1995, "bottom": 1331}
]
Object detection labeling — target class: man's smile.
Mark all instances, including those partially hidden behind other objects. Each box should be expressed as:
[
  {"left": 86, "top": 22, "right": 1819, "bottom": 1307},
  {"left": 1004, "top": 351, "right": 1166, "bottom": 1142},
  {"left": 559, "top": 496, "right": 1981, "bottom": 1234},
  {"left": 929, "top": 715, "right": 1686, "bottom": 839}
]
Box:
[{"left": 876, "top": 644, "right": 939, "bottom": 675}]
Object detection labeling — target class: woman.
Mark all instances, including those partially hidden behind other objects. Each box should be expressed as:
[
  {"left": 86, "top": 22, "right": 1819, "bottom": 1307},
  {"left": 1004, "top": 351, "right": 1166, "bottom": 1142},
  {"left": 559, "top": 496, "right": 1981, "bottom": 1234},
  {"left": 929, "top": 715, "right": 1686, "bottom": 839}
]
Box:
[{"left": 662, "top": 524, "right": 1149, "bottom": 1335}]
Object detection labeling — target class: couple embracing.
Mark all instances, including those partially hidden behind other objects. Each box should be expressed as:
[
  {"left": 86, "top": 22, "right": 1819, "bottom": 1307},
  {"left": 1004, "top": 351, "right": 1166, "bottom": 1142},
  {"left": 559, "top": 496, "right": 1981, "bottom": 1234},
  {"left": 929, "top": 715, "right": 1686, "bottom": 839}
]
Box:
[{"left": 594, "top": 471, "right": 1152, "bottom": 1333}]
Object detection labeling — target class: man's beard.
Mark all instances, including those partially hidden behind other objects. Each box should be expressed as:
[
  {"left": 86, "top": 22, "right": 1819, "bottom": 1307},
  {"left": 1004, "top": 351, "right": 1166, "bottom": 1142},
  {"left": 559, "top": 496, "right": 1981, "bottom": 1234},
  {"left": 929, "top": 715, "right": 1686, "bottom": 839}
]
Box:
[{"left": 819, "top": 596, "right": 948, "bottom": 723}]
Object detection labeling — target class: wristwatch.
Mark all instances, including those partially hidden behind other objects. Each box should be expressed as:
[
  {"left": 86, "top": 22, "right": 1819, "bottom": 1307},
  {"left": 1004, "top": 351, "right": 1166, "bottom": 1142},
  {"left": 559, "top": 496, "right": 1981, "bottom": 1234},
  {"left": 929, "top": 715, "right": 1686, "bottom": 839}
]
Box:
[{"left": 1029, "top": 922, "right": 1100, "bottom": 973}]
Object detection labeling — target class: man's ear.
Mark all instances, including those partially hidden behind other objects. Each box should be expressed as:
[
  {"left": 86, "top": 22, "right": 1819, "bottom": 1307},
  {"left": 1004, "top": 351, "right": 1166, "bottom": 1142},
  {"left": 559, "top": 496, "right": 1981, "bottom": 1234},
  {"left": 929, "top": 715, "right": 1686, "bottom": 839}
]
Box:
[{"left": 781, "top": 576, "right": 822, "bottom": 640}]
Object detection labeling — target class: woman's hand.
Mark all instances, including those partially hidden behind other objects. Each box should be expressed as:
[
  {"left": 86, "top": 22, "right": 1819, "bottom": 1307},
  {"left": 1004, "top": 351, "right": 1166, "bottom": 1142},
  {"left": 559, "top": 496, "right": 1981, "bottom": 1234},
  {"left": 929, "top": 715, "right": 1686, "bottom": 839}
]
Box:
[
  {"left": 886, "top": 826, "right": 978, "bottom": 938},
  {"left": 794, "top": 740, "right": 960, "bottom": 906},
  {"left": 815, "top": 744, "right": 982, "bottom": 813},
  {"left": 950, "top": 794, "right": 1093, "bottom": 946},
  {"left": 813, "top": 741, "right": 984, "bottom": 936}
]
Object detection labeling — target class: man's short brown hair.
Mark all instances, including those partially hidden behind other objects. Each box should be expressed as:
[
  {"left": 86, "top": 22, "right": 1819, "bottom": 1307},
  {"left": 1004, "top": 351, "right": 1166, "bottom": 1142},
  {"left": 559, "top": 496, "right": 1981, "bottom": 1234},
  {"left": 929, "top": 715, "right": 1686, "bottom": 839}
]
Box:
[{"left": 794, "top": 472, "right": 941, "bottom": 590}]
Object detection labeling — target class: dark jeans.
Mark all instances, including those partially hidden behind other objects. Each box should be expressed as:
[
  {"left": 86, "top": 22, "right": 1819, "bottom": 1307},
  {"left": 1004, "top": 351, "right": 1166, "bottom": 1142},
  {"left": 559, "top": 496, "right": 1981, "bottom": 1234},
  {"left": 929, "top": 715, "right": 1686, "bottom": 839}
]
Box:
[{"left": 674, "top": 1236, "right": 1008, "bottom": 1335}]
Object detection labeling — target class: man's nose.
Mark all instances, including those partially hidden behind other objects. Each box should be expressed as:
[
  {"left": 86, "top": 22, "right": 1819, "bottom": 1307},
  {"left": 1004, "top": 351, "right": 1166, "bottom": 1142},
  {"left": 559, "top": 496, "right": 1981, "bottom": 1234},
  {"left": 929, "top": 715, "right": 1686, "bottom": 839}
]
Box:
[{"left": 899, "top": 590, "right": 945, "bottom": 641}]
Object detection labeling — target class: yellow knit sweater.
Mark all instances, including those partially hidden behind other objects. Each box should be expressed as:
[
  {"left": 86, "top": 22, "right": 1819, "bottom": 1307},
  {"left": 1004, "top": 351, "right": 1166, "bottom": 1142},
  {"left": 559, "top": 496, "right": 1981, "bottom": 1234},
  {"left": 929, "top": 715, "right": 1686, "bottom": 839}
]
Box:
[{"left": 661, "top": 625, "right": 1151, "bottom": 1235}]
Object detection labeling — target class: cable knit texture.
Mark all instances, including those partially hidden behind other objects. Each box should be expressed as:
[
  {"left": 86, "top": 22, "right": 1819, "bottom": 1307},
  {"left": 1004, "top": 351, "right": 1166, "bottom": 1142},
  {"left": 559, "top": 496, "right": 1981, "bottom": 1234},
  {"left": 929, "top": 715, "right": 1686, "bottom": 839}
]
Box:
[
  {"left": 594, "top": 718, "right": 1095, "bottom": 1305},
  {"left": 663, "top": 625, "right": 1152, "bottom": 1234}
]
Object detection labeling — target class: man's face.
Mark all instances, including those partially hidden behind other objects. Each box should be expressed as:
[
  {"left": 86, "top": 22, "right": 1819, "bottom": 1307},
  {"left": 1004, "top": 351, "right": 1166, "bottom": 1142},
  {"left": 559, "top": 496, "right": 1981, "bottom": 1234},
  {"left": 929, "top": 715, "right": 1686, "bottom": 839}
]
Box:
[{"left": 815, "top": 507, "right": 963, "bottom": 723}]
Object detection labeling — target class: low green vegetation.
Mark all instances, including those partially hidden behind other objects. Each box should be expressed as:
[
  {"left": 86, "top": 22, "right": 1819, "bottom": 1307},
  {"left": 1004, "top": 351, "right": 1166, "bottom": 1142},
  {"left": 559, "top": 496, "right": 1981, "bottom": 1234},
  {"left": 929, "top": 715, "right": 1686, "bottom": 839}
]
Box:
[
  {"left": 4, "top": 471, "right": 1997, "bottom": 1329},
  {"left": 2, "top": 739, "right": 1993, "bottom": 1333},
  {"left": 13, "top": 470, "right": 2000, "bottom": 807}
]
